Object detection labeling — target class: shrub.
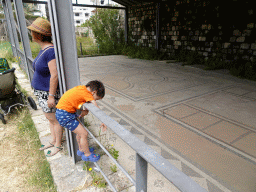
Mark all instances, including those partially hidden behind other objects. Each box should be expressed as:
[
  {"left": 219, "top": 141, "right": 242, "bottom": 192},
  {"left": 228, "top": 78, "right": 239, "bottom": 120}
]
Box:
[
  {"left": 175, "top": 48, "right": 204, "bottom": 65},
  {"left": 85, "top": 8, "right": 124, "bottom": 55},
  {"left": 230, "top": 57, "right": 256, "bottom": 80},
  {"left": 204, "top": 54, "right": 226, "bottom": 70}
]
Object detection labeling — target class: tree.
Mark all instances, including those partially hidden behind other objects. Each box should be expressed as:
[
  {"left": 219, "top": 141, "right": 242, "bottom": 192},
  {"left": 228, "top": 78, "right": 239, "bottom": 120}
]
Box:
[
  {"left": 23, "top": 3, "right": 41, "bottom": 18},
  {"left": 85, "top": 8, "right": 124, "bottom": 54}
]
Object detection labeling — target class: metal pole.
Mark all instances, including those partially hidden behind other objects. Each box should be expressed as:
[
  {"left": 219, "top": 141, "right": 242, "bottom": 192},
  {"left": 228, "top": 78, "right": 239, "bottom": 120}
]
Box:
[
  {"left": 155, "top": 2, "right": 160, "bottom": 50},
  {"left": 13, "top": 0, "right": 33, "bottom": 84},
  {"left": 124, "top": 7, "right": 128, "bottom": 45},
  {"left": 80, "top": 42, "right": 83, "bottom": 55},
  {"left": 6, "top": 0, "right": 20, "bottom": 54},
  {"left": 77, "top": 118, "right": 136, "bottom": 186},
  {"left": 1, "top": 0, "right": 19, "bottom": 57},
  {"left": 136, "top": 153, "right": 148, "bottom": 192},
  {"left": 48, "top": 0, "right": 81, "bottom": 164}
]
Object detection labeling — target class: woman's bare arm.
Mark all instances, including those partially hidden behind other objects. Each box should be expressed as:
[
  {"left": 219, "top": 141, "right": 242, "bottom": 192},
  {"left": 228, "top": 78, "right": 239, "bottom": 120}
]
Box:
[{"left": 48, "top": 59, "right": 58, "bottom": 107}]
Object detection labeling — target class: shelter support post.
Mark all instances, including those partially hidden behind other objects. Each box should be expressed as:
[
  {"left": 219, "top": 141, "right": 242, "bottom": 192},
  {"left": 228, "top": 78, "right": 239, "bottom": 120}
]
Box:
[
  {"left": 47, "top": 0, "right": 81, "bottom": 164},
  {"left": 1, "top": 0, "right": 19, "bottom": 58},
  {"left": 13, "top": 0, "right": 33, "bottom": 84},
  {"left": 155, "top": 2, "right": 160, "bottom": 50},
  {"left": 125, "top": 7, "right": 128, "bottom": 45}
]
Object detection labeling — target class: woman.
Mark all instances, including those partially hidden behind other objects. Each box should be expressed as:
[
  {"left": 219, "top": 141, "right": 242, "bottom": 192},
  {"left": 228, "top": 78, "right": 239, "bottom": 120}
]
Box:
[{"left": 27, "top": 17, "right": 63, "bottom": 157}]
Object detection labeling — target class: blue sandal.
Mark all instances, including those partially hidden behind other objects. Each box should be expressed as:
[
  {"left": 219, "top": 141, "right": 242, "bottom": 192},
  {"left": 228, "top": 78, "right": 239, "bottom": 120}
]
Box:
[
  {"left": 82, "top": 152, "right": 100, "bottom": 162},
  {"left": 77, "top": 147, "right": 95, "bottom": 156}
]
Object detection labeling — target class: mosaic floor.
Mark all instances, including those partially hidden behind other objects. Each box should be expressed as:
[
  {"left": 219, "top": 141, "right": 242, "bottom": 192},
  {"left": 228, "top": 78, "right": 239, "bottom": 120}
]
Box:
[{"left": 79, "top": 55, "right": 256, "bottom": 192}]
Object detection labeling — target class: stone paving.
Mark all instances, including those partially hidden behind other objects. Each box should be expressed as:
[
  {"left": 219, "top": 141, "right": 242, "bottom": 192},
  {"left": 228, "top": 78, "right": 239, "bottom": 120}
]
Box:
[{"left": 10, "top": 55, "right": 256, "bottom": 192}]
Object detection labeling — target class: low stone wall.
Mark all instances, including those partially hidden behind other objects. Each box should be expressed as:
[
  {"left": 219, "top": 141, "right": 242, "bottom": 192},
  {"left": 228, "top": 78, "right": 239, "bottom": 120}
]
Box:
[{"left": 75, "top": 27, "right": 94, "bottom": 39}]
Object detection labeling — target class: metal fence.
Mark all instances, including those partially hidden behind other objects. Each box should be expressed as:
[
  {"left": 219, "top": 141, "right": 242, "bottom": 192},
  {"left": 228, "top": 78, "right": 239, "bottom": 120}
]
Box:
[{"left": 78, "top": 42, "right": 99, "bottom": 56}]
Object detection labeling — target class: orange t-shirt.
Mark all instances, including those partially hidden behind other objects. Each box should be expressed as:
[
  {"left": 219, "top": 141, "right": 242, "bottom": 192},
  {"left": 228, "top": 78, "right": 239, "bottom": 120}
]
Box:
[{"left": 56, "top": 85, "right": 94, "bottom": 113}]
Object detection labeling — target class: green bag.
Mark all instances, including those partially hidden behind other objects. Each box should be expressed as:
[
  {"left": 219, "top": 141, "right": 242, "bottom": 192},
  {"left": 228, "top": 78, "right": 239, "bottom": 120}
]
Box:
[{"left": 0, "top": 58, "right": 10, "bottom": 73}]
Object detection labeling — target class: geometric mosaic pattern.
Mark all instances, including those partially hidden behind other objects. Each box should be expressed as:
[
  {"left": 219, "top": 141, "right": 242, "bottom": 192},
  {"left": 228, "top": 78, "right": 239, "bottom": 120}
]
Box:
[
  {"left": 98, "top": 102, "right": 228, "bottom": 192},
  {"left": 155, "top": 90, "right": 256, "bottom": 161}
]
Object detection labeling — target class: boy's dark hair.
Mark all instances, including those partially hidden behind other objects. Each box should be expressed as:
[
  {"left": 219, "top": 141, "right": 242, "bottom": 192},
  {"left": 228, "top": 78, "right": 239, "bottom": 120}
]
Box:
[{"left": 86, "top": 80, "right": 105, "bottom": 98}]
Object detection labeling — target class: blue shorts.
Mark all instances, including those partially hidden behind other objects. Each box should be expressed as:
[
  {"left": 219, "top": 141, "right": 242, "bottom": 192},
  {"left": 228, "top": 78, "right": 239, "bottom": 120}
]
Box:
[{"left": 56, "top": 109, "right": 79, "bottom": 131}]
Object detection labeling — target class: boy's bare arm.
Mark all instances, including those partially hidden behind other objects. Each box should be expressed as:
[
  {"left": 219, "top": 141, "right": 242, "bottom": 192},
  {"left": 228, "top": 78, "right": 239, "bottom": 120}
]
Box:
[
  {"left": 86, "top": 100, "right": 107, "bottom": 131},
  {"left": 78, "top": 109, "right": 89, "bottom": 118}
]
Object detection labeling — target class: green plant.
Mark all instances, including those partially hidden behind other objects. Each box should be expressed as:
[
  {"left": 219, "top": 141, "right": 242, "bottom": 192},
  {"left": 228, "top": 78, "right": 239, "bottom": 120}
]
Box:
[
  {"left": 230, "top": 56, "right": 256, "bottom": 81},
  {"left": 30, "top": 42, "right": 41, "bottom": 59},
  {"left": 186, "top": 50, "right": 205, "bottom": 65},
  {"left": 107, "top": 145, "right": 119, "bottom": 160},
  {"left": 110, "top": 164, "right": 117, "bottom": 173},
  {"left": 91, "top": 171, "right": 107, "bottom": 188},
  {"left": 121, "top": 43, "right": 164, "bottom": 60},
  {"left": 175, "top": 47, "right": 204, "bottom": 65},
  {"left": 204, "top": 55, "right": 225, "bottom": 70},
  {"left": 175, "top": 48, "right": 189, "bottom": 62},
  {"left": 85, "top": 8, "right": 124, "bottom": 55},
  {"left": 83, "top": 161, "right": 91, "bottom": 171},
  {"left": 83, "top": 118, "right": 90, "bottom": 127}
]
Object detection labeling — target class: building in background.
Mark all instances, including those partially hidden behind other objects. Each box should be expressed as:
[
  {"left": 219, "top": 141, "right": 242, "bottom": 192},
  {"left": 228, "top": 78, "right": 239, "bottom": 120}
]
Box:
[
  {"left": 73, "top": 6, "right": 93, "bottom": 26},
  {"left": 34, "top": 0, "right": 121, "bottom": 26}
]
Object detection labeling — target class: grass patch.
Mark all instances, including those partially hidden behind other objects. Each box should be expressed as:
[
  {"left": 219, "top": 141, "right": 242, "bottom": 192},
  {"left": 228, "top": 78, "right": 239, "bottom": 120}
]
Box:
[
  {"left": 175, "top": 48, "right": 205, "bottom": 65},
  {"left": 121, "top": 44, "right": 169, "bottom": 60},
  {"left": 30, "top": 42, "right": 41, "bottom": 59},
  {"left": 0, "top": 41, "right": 17, "bottom": 63},
  {"left": 17, "top": 109, "right": 57, "bottom": 191},
  {"left": 76, "top": 36, "right": 99, "bottom": 56},
  {"left": 0, "top": 108, "right": 56, "bottom": 191}
]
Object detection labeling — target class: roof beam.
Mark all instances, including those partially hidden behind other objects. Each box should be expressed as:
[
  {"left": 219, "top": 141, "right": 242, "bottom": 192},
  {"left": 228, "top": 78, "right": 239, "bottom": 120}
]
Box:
[
  {"left": 22, "top": 0, "right": 126, "bottom": 9},
  {"left": 112, "top": 0, "right": 134, "bottom": 6}
]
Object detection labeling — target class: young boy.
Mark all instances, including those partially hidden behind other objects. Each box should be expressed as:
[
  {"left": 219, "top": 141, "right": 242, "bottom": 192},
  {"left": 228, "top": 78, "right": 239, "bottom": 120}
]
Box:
[{"left": 55, "top": 80, "right": 107, "bottom": 162}]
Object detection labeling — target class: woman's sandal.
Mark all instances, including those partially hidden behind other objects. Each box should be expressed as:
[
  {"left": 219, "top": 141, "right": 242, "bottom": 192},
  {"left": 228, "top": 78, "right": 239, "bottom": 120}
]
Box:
[
  {"left": 82, "top": 152, "right": 100, "bottom": 162},
  {"left": 46, "top": 146, "right": 63, "bottom": 157},
  {"left": 39, "top": 142, "right": 54, "bottom": 151},
  {"left": 77, "top": 147, "right": 95, "bottom": 156}
]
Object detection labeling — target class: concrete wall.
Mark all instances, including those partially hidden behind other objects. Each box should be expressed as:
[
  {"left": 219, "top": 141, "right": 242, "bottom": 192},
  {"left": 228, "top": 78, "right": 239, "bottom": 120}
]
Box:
[
  {"left": 128, "top": 1, "right": 256, "bottom": 61},
  {"left": 75, "top": 27, "right": 94, "bottom": 39}
]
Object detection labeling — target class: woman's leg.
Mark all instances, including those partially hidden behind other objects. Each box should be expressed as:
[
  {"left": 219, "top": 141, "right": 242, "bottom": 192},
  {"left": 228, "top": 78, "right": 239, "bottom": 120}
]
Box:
[{"left": 44, "top": 112, "right": 63, "bottom": 154}]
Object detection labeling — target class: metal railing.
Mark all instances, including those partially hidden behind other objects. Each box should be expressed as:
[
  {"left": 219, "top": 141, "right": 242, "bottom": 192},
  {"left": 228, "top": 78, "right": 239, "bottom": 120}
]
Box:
[{"left": 82, "top": 103, "right": 207, "bottom": 192}]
